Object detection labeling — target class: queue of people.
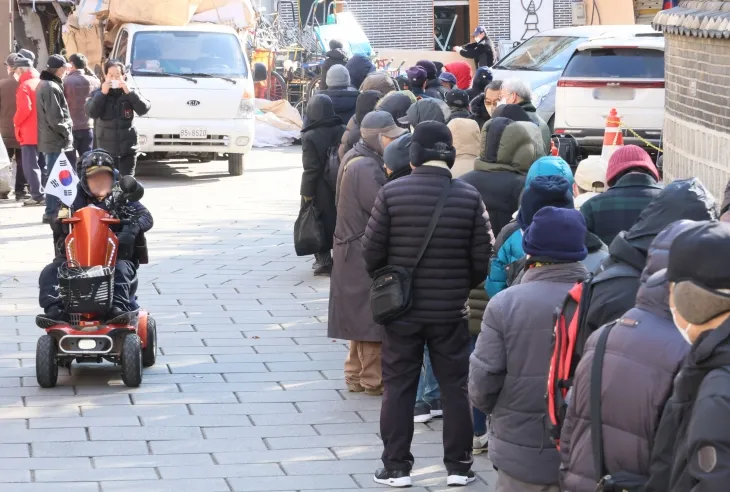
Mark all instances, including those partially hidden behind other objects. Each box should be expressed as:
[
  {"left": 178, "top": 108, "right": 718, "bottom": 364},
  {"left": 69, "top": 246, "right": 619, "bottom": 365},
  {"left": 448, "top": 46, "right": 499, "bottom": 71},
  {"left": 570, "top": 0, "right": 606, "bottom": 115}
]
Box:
[
  {"left": 0, "top": 50, "right": 150, "bottom": 222},
  {"left": 297, "top": 42, "right": 730, "bottom": 492}
]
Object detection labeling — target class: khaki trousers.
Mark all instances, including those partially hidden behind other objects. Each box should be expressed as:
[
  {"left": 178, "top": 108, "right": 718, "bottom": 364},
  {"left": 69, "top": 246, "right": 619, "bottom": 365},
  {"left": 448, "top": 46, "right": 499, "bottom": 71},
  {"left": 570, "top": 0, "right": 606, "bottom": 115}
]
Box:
[{"left": 344, "top": 341, "right": 382, "bottom": 390}]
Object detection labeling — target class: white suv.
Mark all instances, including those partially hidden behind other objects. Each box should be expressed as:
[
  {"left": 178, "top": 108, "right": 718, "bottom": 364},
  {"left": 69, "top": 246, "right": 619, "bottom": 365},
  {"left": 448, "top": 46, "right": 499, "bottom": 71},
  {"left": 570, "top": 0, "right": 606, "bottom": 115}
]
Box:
[{"left": 553, "top": 34, "right": 665, "bottom": 154}]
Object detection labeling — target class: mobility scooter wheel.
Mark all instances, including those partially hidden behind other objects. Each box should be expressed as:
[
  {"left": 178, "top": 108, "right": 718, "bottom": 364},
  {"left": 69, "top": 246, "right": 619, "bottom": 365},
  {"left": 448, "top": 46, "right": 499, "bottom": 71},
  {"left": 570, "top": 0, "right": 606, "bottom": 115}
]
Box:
[
  {"left": 142, "top": 316, "right": 157, "bottom": 368},
  {"left": 36, "top": 335, "right": 59, "bottom": 388},
  {"left": 121, "top": 334, "right": 143, "bottom": 387}
]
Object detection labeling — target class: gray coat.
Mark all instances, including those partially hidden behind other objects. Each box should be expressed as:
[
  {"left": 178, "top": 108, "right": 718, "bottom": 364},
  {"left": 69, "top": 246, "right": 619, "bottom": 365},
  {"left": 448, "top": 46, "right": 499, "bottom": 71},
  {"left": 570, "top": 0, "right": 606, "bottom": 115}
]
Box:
[
  {"left": 559, "top": 221, "right": 694, "bottom": 492},
  {"left": 36, "top": 70, "right": 73, "bottom": 153},
  {"left": 328, "top": 139, "right": 386, "bottom": 342},
  {"left": 470, "top": 262, "right": 587, "bottom": 485}
]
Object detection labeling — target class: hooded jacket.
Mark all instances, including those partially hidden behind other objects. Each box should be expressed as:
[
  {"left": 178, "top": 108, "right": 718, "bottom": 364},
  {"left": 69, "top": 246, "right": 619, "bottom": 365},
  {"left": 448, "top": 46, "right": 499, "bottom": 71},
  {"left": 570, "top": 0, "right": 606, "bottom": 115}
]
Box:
[
  {"left": 459, "top": 116, "right": 546, "bottom": 236},
  {"left": 345, "top": 54, "right": 375, "bottom": 90},
  {"left": 470, "top": 262, "right": 588, "bottom": 485},
  {"left": 459, "top": 37, "right": 496, "bottom": 68},
  {"left": 329, "top": 132, "right": 386, "bottom": 342},
  {"left": 469, "top": 93, "right": 489, "bottom": 129},
  {"left": 363, "top": 164, "right": 493, "bottom": 324},
  {"left": 338, "top": 90, "right": 381, "bottom": 160},
  {"left": 645, "top": 316, "right": 730, "bottom": 492},
  {"left": 560, "top": 221, "right": 695, "bottom": 492},
  {"left": 425, "top": 78, "right": 446, "bottom": 100},
  {"left": 448, "top": 117, "right": 479, "bottom": 179},
  {"left": 300, "top": 95, "right": 345, "bottom": 250},
  {"left": 583, "top": 178, "right": 719, "bottom": 337},
  {"left": 466, "top": 68, "right": 493, "bottom": 101},
  {"left": 85, "top": 85, "right": 151, "bottom": 158},
  {"left": 13, "top": 70, "right": 41, "bottom": 146},
  {"left": 376, "top": 92, "right": 412, "bottom": 129},
  {"left": 360, "top": 72, "right": 397, "bottom": 95},
  {"left": 444, "top": 61, "right": 473, "bottom": 90},
  {"left": 36, "top": 70, "right": 73, "bottom": 153},
  {"left": 580, "top": 172, "right": 663, "bottom": 246},
  {"left": 63, "top": 69, "right": 100, "bottom": 131},
  {"left": 320, "top": 48, "right": 347, "bottom": 90}
]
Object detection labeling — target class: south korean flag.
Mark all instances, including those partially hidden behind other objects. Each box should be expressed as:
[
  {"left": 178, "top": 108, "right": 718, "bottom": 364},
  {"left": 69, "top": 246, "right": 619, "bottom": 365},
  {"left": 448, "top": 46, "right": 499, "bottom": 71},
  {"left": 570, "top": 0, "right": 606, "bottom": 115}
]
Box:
[{"left": 44, "top": 154, "right": 79, "bottom": 207}]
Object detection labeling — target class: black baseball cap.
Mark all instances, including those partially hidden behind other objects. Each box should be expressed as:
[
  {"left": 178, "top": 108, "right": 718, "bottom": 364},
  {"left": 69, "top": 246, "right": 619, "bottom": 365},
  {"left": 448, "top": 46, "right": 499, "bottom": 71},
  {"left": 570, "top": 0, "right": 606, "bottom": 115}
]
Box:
[
  {"left": 667, "top": 221, "right": 730, "bottom": 290},
  {"left": 46, "top": 54, "right": 71, "bottom": 70},
  {"left": 445, "top": 89, "right": 469, "bottom": 109}
]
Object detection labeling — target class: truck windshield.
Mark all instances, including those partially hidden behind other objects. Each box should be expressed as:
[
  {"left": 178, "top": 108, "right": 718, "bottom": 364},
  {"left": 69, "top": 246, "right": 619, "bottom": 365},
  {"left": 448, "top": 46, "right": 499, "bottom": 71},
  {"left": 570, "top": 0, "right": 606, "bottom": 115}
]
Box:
[
  {"left": 495, "top": 36, "right": 584, "bottom": 72},
  {"left": 131, "top": 31, "right": 248, "bottom": 78}
]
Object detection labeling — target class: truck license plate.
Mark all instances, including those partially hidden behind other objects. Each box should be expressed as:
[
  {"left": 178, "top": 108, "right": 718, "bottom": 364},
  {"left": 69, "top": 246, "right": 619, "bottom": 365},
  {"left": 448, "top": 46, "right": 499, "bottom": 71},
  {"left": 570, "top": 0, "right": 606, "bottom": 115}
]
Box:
[{"left": 180, "top": 128, "right": 207, "bottom": 139}]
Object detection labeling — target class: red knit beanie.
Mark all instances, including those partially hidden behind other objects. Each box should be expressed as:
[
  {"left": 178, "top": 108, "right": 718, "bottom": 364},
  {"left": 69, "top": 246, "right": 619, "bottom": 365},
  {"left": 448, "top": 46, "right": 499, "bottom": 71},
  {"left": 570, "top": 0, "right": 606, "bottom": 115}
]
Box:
[{"left": 606, "top": 145, "right": 659, "bottom": 185}]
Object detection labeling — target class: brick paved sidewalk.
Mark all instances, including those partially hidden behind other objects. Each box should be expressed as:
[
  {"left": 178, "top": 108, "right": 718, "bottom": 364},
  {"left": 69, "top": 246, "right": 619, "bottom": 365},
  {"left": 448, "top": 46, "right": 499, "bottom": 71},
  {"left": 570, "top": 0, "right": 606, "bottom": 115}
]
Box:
[{"left": 0, "top": 149, "right": 495, "bottom": 492}]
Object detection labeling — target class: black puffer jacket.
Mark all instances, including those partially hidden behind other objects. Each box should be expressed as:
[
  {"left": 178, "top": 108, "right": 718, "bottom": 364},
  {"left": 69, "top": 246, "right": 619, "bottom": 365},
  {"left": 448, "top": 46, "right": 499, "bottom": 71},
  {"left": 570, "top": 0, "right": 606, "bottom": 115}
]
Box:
[
  {"left": 345, "top": 54, "right": 375, "bottom": 90},
  {"left": 337, "top": 90, "right": 382, "bottom": 160},
  {"left": 583, "top": 178, "right": 719, "bottom": 336},
  {"left": 425, "top": 78, "right": 446, "bottom": 100},
  {"left": 560, "top": 221, "right": 695, "bottom": 492},
  {"left": 317, "top": 87, "right": 358, "bottom": 128},
  {"left": 469, "top": 94, "right": 489, "bottom": 129},
  {"left": 36, "top": 71, "right": 73, "bottom": 153},
  {"left": 85, "top": 88, "right": 151, "bottom": 158},
  {"left": 300, "top": 95, "right": 345, "bottom": 250},
  {"left": 362, "top": 164, "right": 493, "bottom": 323},
  {"left": 376, "top": 92, "right": 413, "bottom": 129},
  {"left": 646, "top": 317, "right": 730, "bottom": 492},
  {"left": 320, "top": 48, "right": 347, "bottom": 90}
]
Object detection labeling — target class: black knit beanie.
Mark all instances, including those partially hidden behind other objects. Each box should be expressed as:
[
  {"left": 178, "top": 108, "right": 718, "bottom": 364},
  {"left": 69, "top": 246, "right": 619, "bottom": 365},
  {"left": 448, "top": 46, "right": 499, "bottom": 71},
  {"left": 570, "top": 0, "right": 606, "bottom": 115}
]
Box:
[{"left": 409, "top": 121, "right": 456, "bottom": 168}]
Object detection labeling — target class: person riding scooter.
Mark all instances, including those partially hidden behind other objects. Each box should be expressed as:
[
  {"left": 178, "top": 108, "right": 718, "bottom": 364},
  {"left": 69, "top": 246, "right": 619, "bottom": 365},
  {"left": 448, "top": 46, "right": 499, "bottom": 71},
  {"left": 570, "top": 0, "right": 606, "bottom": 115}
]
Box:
[{"left": 39, "top": 149, "right": 153, "bottom": 322}]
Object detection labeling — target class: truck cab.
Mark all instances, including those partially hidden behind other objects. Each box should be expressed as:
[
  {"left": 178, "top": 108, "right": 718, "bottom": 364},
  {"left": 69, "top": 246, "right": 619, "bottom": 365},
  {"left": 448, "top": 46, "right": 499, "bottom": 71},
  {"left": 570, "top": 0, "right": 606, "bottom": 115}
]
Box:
[{"left": 109, "top": 23, "right": 259, "bottom": 175}]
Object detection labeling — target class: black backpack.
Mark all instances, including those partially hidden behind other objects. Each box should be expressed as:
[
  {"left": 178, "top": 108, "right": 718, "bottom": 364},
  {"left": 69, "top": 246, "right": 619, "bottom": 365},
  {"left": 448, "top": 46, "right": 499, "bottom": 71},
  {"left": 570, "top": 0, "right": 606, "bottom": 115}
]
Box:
[
  {"left": 551, "top": 134, "right": 581, "bottom": 171},
  {"left": 547, "top": 262, "right": 641, "bottom": 449}
]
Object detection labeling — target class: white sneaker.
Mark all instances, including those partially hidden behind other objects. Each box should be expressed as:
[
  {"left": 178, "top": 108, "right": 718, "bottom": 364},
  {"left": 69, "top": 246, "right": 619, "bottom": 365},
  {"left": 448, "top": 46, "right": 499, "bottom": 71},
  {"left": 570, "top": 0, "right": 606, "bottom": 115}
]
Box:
[
  {"left": 472, "top": 433, "right": 488, "bottom": 455},
  {"left": 447, "top": 470, "right": 476, "bottom": 486}
]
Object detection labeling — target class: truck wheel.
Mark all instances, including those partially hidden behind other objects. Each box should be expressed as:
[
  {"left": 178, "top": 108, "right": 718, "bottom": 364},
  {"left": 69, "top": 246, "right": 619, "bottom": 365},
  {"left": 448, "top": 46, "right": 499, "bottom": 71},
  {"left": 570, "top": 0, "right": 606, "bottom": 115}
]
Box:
[
  {"left": 121, "top": 334, "right": 143, "bottom": 387},
  {"left": 36, "top": 335, "right": 58, "bottom": 388},
  {"left": 228, "top": 154, "right": 244, "bottom": 176},
  {"left": 142, "top": 317, "right": 157, "bottom": 368}
]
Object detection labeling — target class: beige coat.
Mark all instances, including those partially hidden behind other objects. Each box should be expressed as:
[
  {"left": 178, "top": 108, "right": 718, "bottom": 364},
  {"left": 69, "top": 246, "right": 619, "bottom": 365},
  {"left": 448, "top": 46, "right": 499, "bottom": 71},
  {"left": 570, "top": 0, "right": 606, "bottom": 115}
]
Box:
[{"left": 448, "top": 118, "right": 480, "bottom": 178}]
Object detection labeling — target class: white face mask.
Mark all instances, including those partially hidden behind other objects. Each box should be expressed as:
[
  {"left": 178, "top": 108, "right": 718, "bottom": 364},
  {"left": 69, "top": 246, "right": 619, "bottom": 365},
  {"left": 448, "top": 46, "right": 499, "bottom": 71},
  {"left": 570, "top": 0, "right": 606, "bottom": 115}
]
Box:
[
  {"left": 670, "top": 306, "right": 693, "bottom": 345},
  {"left": 497, "top": 99, "right": 507, "bottom": 108}
]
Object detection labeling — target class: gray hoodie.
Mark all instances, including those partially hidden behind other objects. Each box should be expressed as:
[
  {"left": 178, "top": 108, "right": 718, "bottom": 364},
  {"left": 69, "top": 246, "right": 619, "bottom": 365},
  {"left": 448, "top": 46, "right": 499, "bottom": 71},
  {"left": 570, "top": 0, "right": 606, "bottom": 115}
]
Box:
[{"left": 470, "top": 262, "right": 587, "bottom": 485}]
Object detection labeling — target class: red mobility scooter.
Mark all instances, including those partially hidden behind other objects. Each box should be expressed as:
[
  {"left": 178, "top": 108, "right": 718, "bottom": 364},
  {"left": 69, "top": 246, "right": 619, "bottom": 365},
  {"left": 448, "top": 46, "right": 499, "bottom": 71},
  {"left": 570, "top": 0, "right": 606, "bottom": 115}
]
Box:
[{"left": 35, "top": 176, "right": 156, "bottom": 388}]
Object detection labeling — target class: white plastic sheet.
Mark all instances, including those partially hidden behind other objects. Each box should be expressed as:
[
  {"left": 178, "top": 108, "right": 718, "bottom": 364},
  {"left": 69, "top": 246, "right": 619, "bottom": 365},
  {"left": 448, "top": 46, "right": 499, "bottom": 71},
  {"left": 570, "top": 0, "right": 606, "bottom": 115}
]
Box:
[{"left": 253, "top": 99, "right": 302, "bottom": 148}]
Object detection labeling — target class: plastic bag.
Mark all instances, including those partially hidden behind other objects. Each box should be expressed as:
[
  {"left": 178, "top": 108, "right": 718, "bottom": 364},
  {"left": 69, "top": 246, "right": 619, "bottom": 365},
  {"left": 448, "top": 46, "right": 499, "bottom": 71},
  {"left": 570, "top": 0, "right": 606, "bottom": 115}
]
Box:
[
  {"left": 294, "top": 201, "right": 325, "bottom": 256},
  {"left": 0, "top": 164, "right": 10, "bottom": 196}
]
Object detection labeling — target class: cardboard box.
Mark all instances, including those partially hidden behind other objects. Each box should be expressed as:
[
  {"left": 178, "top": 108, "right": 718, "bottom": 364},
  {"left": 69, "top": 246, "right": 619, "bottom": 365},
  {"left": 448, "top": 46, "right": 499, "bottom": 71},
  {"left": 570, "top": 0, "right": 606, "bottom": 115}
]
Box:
[{"left": 108, "top": 0, "right": 202, "bottom": 26}]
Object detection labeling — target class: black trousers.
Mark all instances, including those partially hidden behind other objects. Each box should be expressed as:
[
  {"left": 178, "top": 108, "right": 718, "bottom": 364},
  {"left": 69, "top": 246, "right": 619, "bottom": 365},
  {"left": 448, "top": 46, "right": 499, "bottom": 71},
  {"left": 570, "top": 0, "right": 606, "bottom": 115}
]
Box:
[
  {"left": 118, "top": 154, "right": 137, "bottom": 177},
  {"left": 8, "top": 147, "right": 26, "bottom": 194},
  {"left": 380, "top": 319, "right": 474, "bottom": 474},
  {"left": 39, "top": 258, "right": 139, "bottom": 313}
]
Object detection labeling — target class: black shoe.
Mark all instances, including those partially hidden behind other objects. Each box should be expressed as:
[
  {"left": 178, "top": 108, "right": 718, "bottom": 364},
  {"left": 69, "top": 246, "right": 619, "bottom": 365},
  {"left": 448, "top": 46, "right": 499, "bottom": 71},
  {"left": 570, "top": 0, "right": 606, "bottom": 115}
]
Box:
[
  {"left": 447, "top": 470, "right": 475, "bottom": 487},
  {"left": 107, "top": 307, "right": 136, "bottom": 325},
  {"left": 430, "top": 399, "right": 443, "bottom": 418},
  {"left": 413, "top": 402, "right": 432, "bottom": 423},
  {"left": 313, "top": 263, "right": 332, "bottom": 276},
  {"left": 373, "top": 468, "right": 412, "bottom": 488}
]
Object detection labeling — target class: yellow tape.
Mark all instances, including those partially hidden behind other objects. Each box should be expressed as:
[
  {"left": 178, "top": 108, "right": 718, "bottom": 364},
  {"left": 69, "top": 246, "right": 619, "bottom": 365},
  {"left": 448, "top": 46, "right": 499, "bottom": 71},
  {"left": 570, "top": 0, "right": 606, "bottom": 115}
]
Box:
[{"left": 618, "top": 122, "right": 664, "bottom": 154}]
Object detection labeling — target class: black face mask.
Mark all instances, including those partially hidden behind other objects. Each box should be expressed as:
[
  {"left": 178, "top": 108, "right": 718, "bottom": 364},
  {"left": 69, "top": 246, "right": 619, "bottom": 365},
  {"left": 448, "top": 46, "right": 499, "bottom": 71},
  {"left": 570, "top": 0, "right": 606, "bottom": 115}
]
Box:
[{"left": 108, "top": 88, "right": 124, "bottom": 96}]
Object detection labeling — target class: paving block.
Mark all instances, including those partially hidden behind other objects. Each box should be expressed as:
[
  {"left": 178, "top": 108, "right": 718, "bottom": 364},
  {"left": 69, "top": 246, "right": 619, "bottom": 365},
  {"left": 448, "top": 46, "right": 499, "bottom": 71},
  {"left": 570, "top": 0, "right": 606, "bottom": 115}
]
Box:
[
  {"left": 203, "top": 424, "right": 316, "bottom": 439},
  {"left": 93, "top": 453, "right": 214, "bottom": 468},
  {"left": 89, "top": 426, "right": 203, "bottom": 441},
  {"left": 24, "top": 394, "right": 131, "bottom": 407},
  {"left": 213, "top": 448, "right": 335, "bottom": 465},
  {"left": 313, "top": 422, "right": 381, "bottom": 435},
  {"left": 131, "top": 391, "right": 238, "bottom": 405},
  {"left": 100, "top": 478, "right": 230, "bottom": 492},
  {"left": 150, "top": 437, "right": 266, "bottom": 454},
  {"left": 266, "top": 433, "right": 382, "bottom": 450},
  {"left": 0, "top": 469, "right": 30, "bottom": 482},
  {"left": 0, "top": 428, "right": 88, "bottom": 443},
  {"left": 233, "top": 389, "right": 342, "bottom": 403},
  {"left": 190, "top": 402, "right": 297, "bottom": 415},
  {"left": 3, "top": 484, "right": 99, "bottom": 492},
  {"left": 36, "top": 468, "right": 157, "bottom": 482},
  {"left": 297, "top": 399, "right": 382, "bottom": 413},
  {"left": 223, "top": 371, "right": 325, "bottom": 383},
  {"left": 0, "top": 444, "right": 30, "bottom": 458},
  {"left": 169, "top": 362, "right": 268, "bottom": 374},
  {"left": 334, "top": 444, "right": 444, "bottom": 460},
  {"left": 282, "top": 459, "right": 381, "bottom": 475},
  {"left": 178, "top": 382, "right": 279, "bottom": 393},
  {"left": 0, "top": 457, "right": 91, "bottom": 470},
  {"left": 251, "top": 411, "right": 364, "bottom": 426},
  {"left": 158, "top": 463, "right": 283, "bottom": 479},
  {"left": 140, "top": 414, "right": 253, "bottom": 427},
  {"left": 228, "top": 474, "right": 359, "bottom": 491},
  {"left": 81, "top": 404, "right": 190, "bottom": 418},
  {"left": 31, "top": 440, "right": 150, "bottom": 457}
]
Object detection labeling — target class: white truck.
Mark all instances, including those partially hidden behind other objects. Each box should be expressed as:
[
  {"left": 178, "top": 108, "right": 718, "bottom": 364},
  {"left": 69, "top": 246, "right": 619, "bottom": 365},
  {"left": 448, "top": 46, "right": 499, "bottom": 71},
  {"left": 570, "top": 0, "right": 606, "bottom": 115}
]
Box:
[{"left": 108, "top": 22, "right": 266, "bottom": 175}]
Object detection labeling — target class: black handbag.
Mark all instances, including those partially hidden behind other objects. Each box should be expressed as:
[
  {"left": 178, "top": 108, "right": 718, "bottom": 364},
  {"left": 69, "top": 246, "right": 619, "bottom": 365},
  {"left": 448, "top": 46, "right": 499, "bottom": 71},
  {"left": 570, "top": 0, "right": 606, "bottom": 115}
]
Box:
[
  {"left": 591, "top": 320, "right": 649, "bottom": 492},
  {"left": 294, "top": 200, "right": 325, "bottom": 256},
  {"left": 370, "top": 180, "right": 451, "bottom": 325}
]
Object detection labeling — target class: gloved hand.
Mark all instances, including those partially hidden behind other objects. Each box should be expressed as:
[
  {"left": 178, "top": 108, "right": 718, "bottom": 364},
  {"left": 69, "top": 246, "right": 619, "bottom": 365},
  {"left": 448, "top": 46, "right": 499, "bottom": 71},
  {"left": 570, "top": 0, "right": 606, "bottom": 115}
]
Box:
[{"left": 117, "top": 224, "right": 140, "bottom": 261}]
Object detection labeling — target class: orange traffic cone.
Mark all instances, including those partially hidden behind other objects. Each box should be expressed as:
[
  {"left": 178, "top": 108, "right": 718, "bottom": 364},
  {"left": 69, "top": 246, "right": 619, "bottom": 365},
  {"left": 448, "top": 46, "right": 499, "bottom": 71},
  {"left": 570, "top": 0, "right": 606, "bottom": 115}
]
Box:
[{"left": 601, "top": 108, "right": 624, "bottom": 162}]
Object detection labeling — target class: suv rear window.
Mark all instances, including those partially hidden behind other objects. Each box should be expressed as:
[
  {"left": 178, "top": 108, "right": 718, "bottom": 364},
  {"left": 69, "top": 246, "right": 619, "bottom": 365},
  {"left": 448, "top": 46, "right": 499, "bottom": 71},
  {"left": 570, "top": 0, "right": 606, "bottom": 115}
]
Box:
[{"left": 562, "top": 48, "right": 664, "bottom": 78}]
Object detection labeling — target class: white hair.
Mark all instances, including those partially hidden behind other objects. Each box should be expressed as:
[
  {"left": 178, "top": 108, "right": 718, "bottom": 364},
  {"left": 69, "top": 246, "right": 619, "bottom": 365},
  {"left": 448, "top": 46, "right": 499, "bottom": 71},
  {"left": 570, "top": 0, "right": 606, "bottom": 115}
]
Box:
[
  {"left": 502, "top": 77, "right": 533, "bottom": 102},
  {"left": 15, "top": 66, "right": 31, "bottom": 73}
]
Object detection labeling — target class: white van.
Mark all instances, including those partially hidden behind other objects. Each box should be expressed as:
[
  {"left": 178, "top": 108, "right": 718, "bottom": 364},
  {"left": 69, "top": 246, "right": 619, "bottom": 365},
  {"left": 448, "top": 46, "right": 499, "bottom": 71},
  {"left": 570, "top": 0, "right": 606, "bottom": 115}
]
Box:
[{"left": 109, "top": 23, "right": 264, "bottom": 175}]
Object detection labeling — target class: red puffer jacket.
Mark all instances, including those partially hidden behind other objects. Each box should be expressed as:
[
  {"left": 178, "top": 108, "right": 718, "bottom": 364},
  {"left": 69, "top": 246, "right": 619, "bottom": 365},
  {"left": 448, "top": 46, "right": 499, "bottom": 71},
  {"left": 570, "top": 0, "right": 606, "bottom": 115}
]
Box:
[
  {"left": 14, "top": 70, "right": 40, "bottom": 146},
  {"left": 444, "top": 61, "right": 473, "bottom": 90}
]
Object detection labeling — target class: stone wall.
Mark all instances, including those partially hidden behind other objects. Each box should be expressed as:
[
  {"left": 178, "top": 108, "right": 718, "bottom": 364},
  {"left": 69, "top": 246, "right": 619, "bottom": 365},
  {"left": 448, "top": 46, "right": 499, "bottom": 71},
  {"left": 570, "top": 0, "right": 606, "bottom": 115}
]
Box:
[{"left": 662, "top": 33, "right": 730, "bottom": 198}]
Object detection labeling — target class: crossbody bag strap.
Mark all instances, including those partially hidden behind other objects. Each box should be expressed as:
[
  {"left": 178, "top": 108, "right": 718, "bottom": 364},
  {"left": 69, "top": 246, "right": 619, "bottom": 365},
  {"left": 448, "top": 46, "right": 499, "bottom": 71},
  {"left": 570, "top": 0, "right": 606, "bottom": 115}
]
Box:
[
  {"left": 412, "top": 180, "right": 452, "bottom": 271},
  {"left": 591, "top": 321, "right": 616, "bottom": 482}
]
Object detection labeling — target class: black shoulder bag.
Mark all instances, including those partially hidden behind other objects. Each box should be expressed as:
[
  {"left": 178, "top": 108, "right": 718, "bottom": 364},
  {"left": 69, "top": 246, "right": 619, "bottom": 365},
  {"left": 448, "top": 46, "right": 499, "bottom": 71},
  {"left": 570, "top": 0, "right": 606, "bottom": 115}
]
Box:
[
  {"left": 592, "top": 319, "right": 649, "bottom": 492},
  {"left": 370, "top": 180, "right": 452, "bottom": 325}
]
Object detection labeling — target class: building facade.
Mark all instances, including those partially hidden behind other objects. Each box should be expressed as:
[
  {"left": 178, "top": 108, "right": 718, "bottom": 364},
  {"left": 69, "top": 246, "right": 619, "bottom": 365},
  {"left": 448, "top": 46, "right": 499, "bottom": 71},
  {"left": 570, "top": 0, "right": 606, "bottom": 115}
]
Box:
[
  {"left": 346, "top": 0, "right": 574, "bottom": 51},
  {"left": 653, "top": 1, "right": 730, "bottom": 198}
]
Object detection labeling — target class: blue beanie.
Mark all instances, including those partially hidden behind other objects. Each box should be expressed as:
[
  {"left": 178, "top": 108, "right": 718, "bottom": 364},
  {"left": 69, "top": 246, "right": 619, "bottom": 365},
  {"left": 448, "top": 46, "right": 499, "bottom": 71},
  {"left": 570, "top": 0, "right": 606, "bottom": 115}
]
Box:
[
  {"left": 523, "top": 207, "right": 587, "bottom": 262},
  {"left": 525, "top": 156, "right": 574, "bottom": 188},
  {"left": 517, "top": 175, "right": 574, "bottom": 230}
]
